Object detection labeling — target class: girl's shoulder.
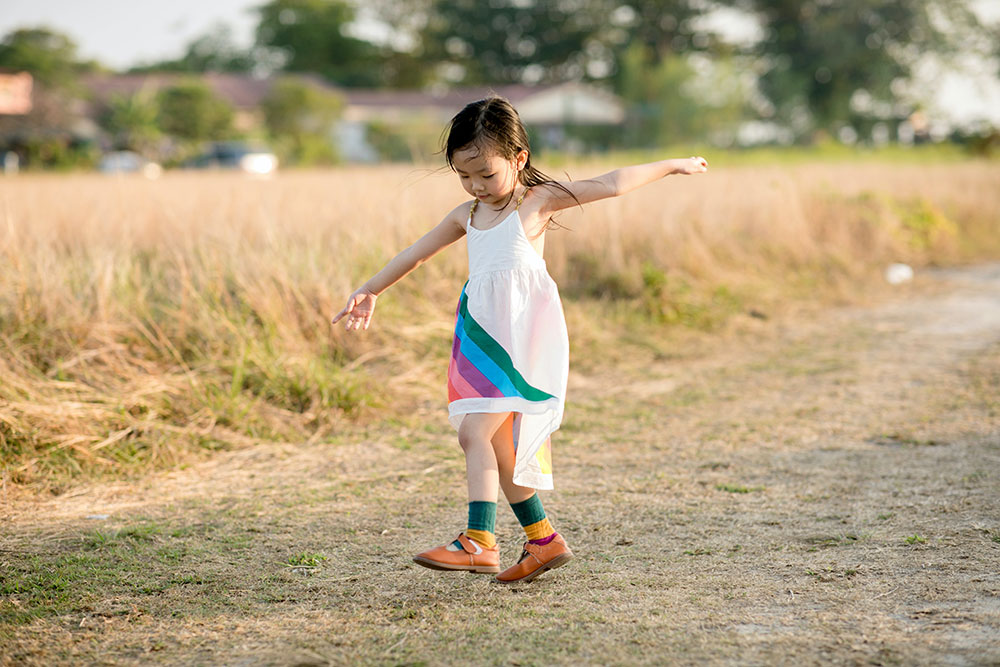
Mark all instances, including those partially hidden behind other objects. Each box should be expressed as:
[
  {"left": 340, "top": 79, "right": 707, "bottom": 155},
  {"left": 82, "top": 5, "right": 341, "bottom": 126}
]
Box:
[
  {"left": 518, "top": 183, "right": 565, "bottom": 218},
  {"left": 521, "top": 181, "right": 575, "bottom": 213},
  {"left": 440, "top": 199, "right": 477, "bottom": 232}
]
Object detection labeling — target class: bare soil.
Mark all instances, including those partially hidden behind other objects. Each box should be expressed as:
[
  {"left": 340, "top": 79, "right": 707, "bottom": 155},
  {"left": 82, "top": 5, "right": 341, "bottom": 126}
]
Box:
[{"left": 2, "top": 264, "right": 999, "bottom": 666}]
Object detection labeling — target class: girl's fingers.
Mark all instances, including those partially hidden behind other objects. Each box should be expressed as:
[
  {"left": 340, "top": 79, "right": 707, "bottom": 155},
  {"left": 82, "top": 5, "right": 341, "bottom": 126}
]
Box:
[
  {"left": 332, "top": 304, "right": 355, "bottom": 326},
  {"left": 332, "top": 302, "right": 355, "bottom": 324},
  {"left": 332, "top": 293, "right": 374, "bottom": 330}
]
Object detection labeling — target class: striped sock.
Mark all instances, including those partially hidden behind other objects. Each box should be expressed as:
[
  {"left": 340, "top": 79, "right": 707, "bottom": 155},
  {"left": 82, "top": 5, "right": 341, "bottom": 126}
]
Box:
[
  {"left": 460, "top": 501, "right": 496, "bottom": 549},
  {"left": 510, "top": 494, "right": 555, "bottom": 544}
]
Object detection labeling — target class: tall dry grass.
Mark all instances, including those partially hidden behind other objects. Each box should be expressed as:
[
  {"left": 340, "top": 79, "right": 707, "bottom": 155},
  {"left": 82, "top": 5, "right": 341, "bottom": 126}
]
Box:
[{"left": 2, "top": 161, "right": 998, "bottom": 487}]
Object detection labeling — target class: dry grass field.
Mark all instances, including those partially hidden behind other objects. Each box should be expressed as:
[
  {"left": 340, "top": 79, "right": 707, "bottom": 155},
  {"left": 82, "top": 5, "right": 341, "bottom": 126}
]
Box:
[
  {"left": 2, "top": 161, "right": 998, "bottom": 484},
  {"left": 1, "top": 160, "right": 999, "bottom": 665}
]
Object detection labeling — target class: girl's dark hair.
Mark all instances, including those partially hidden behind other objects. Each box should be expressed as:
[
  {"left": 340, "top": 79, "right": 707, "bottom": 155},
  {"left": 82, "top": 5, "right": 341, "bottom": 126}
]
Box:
[{"left": 443, "top": 96, "right": 578, "bottom": 225}]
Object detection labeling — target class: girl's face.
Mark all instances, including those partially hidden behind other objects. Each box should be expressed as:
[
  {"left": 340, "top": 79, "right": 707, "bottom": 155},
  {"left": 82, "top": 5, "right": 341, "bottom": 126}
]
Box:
[{"left": 452, "top": 144, "right": 528, "bottom": 207}]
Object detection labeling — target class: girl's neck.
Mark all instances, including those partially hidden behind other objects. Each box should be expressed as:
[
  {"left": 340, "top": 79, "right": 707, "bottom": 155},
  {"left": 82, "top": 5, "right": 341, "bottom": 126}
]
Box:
[{"left": 481, "top": 186, "right": 525, "bottom": 212}]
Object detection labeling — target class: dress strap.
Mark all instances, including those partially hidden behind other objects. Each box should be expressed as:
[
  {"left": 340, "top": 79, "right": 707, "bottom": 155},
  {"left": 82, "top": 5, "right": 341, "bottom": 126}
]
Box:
[
  {"left": 467, "top": 199, "right": 479, "bottom": 228},
  {"left": 516, "top": 188, "right": 529, "bottom": 210}
]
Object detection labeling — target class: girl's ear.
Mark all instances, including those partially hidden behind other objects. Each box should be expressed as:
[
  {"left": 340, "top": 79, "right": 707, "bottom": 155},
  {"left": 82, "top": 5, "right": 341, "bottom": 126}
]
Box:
[{"left": 515, "top": 149, "right": 529, "bottom": 171}]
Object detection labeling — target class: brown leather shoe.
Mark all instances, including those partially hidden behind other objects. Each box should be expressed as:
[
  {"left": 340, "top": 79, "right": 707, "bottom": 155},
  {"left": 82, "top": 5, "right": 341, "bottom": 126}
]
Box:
[
  {"left": 496, "top": 533, "right": 573, "bottom": 584},
  {"left": 412, "top": 533, "right": 500, "bottom": 573}
]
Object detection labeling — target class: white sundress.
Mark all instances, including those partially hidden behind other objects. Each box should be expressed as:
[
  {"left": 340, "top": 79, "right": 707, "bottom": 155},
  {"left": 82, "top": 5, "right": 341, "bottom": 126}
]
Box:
[{"left": 446, "top": 195, "right": 569, "bottom": 490}]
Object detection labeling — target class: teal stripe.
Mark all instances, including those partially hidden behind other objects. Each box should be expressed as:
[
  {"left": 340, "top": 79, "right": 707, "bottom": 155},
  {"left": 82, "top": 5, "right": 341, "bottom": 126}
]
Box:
[{"left": 458, "top": 293, "right": 554, "bottom": 402}]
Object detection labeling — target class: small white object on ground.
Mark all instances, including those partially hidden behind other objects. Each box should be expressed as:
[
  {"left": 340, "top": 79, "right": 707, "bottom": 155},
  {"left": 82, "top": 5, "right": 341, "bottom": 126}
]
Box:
[
  {"left": 85, "top": 514, "right": 110, "bottom": 520},
  {"left": 885, "top": 263, "right": 914, "bottom": 285}
]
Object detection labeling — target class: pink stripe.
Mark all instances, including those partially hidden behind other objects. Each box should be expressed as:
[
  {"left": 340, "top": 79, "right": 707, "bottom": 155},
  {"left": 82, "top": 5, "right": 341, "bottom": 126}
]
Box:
[
  {"left": 448, "top": 360, "right": 483, "bottom": 399},
  {"left": 455, "top": 350, "right": 506, "bottom": 398}
]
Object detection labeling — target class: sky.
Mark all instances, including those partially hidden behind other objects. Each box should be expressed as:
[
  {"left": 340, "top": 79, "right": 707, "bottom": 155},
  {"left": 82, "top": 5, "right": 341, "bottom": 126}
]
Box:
[
  {"left": 2, "top": 0, "right": 998, "bottom": 128},
  {"left": 1, "top": 0, "right": 261, "bottom": 69}
]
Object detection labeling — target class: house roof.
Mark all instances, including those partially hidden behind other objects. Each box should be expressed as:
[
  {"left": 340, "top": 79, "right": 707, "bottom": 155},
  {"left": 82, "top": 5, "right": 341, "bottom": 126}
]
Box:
[
  {"left": 342, "top": 84, "right": 544, "bottom": 109},
  {"left": 83, "top": 72, "right": 330, "bottom": 110},
  {"left": 341, "top": 82, "right": 624, "bottom": 125}
]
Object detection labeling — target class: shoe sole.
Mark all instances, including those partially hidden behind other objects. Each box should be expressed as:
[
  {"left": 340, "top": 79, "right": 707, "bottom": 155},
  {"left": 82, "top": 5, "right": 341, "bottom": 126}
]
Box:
[
  {"left": 412, "top": 556, "right": 500, "bottom": 574},
  {"left": 496, "top": 551, "right": 574, "bottom": 584}
]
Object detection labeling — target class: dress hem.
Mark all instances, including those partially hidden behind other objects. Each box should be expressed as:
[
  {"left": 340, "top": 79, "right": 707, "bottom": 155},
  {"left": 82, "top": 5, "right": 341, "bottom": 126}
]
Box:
[
  {"left": 448, "top": 397, "right": 561, "bottom": 425},
  {"left": 513, "top": 470, "right": 553, "bottom": 491}
]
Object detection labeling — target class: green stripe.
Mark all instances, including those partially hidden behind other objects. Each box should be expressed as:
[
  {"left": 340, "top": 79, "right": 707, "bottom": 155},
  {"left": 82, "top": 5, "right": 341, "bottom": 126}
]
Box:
[{"left": 458, "top": 293, "right": 554, "bottom": 402}]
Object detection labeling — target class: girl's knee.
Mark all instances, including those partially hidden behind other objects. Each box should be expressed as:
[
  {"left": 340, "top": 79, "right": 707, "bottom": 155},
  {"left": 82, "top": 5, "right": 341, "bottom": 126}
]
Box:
[
  {"left": 459, "top": 412, "right": 511, "bottom": 453},
  {"left": 457, "top": 423, "right": 482, "bottom": 452}
]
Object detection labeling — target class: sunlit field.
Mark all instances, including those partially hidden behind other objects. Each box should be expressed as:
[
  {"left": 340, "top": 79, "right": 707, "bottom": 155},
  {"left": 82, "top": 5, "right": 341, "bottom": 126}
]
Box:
[
  {"left": 2, "top": 158, "right": 999, "bottom": 487},
  {"left": 3, "top": 158, "right": 1000, "bottom": 666}
]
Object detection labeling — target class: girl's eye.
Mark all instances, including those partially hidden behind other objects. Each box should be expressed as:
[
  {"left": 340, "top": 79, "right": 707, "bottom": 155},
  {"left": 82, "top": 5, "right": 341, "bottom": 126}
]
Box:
[{"left": 485, "top": 174, "right": 494, "bottom": 179}]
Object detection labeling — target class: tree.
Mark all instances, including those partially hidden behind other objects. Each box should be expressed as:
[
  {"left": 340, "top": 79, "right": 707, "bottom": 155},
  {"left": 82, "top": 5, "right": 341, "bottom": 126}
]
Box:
[
  {"left": 0, "top": 27, "right": 94, "bottom": 89},
  {"left": 101, "top": 91, "right": 162, "bottom": 153},
  {"left": 603, "top": 1, "right": 737, "bottom": 146},
  {"left": 361, "top": 0, "right": 435, "bottom": 87},
  {"left": 612, "top": 0, "right": 712, "bottom": 63},
  {"left": 418, "top": 0, "right": 613, "bottom": 84},
  {"left": 617, "top": 43, "right": 730, "bottom": 146},
  {"left": 156, "top": 80, "right": 234, "bottom": 142},
  {"left": 254, "top": 0, "right": 379, "bottom": 86},
  {"left": 378, "top": 0, "right": 723, "bottom": 88},
  {"left": 738, "top": 0, "right": 983, "bottom": 142},
  {"left": 260, "top": 77, "right": 343, "bottom": 164}
]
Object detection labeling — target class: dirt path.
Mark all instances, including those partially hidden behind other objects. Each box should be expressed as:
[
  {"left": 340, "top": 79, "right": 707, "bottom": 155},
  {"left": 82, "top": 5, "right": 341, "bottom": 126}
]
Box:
[{"left": 3, "top": 265, "right": 999, "bottom": 666}]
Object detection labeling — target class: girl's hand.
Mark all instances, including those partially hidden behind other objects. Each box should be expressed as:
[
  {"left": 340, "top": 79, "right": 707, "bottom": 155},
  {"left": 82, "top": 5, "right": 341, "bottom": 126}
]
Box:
[
  {"left": 332, "top": 289, "right": 378, "bottom": 331},
  {"left": 675, "top": 156, "right": 709, "bottom": 175}
]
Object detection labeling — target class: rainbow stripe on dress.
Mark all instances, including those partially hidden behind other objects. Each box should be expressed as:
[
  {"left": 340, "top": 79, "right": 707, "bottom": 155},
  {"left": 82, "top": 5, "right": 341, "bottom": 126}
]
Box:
[{"left": 447, "top": 285, "right": 556, "bottom": 404}]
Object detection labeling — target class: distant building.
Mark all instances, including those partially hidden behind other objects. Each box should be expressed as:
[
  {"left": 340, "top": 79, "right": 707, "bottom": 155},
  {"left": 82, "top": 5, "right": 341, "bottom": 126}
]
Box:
[
  {"left": 84, "top": 72, "right": 331, "bottom": 134},
  {"left": 340, "top": 82, "right": 626, "bottom": 161},
  {"left": 0, "top": 70, "right": 33, "bottom": 115},
  {"left": 82, "top": 74, "right": 625, "bottom": 162}
]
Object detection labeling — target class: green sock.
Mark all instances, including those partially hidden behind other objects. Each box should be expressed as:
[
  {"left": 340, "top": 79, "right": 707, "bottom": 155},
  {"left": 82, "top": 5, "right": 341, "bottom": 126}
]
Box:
[
  {"left": 510, "top": 494, "right": 555, "bottom": 542},
  {"left": 457, "top": 501, "right": 496, "bottom": 549}
]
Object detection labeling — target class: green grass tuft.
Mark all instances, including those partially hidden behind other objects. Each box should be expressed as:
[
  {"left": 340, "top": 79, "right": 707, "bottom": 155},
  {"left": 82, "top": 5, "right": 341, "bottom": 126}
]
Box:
[
  {"left": 285, "top": 553, "right": 328, "bottom": 567},
  {"left": 715, "top": 483, "right": 764, "bottom": 494}
]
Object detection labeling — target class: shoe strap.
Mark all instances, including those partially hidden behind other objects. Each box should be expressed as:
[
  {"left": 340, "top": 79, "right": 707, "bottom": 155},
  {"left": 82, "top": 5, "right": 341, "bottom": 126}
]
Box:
[
  {"left": 456, "top": 533, "right": 479, "bottom": 554},
  {"left": 517, "top": 542, "right": 543, "bottom": 563}
]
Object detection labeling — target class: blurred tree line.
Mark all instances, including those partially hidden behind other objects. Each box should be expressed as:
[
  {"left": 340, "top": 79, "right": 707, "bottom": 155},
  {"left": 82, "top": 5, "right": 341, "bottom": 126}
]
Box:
[{"left": 1, "top": 0, "right": 996, "bottom": 168}]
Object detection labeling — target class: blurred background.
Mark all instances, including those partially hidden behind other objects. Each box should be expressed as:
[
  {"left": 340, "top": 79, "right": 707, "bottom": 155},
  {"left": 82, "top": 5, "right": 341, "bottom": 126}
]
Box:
[{"left": 1, "top": 0, "right": 998, "bottom": 171}]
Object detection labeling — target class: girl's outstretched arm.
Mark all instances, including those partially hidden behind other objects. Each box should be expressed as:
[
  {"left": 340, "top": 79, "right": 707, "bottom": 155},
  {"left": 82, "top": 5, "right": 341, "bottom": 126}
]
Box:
[
  {"left": 332, "top": 204, "right": 468, "bottom": 331},
  {"left": 538, "top": 156, "right": 708, "bottom": 215}
]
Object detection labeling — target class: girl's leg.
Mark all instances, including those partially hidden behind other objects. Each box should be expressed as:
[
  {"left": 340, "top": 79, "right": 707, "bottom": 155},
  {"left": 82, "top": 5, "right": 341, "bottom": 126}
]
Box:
[
  {"left": 490, "top": 413, "right": 572, "bottom": 584},
  {"left": 491, "top": 414, "right": 557, "bottom": 544},
  {"left": 491, "top": 413, "right": 535, "bottom": 505},
  {"left": 413, "top": 412, "right": 510, "bottom": 571},
  {"left": 457, "top": 412, "right": 512, "bottom": 502},
  {"left": 453, "top": 412, "right": 511, "bottom": 550}
]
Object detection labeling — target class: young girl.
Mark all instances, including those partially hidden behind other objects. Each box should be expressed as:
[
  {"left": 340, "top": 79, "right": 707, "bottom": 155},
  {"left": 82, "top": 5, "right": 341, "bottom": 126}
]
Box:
[{"left": 333, "top": 97, "right": 707, "bottom": 583}]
